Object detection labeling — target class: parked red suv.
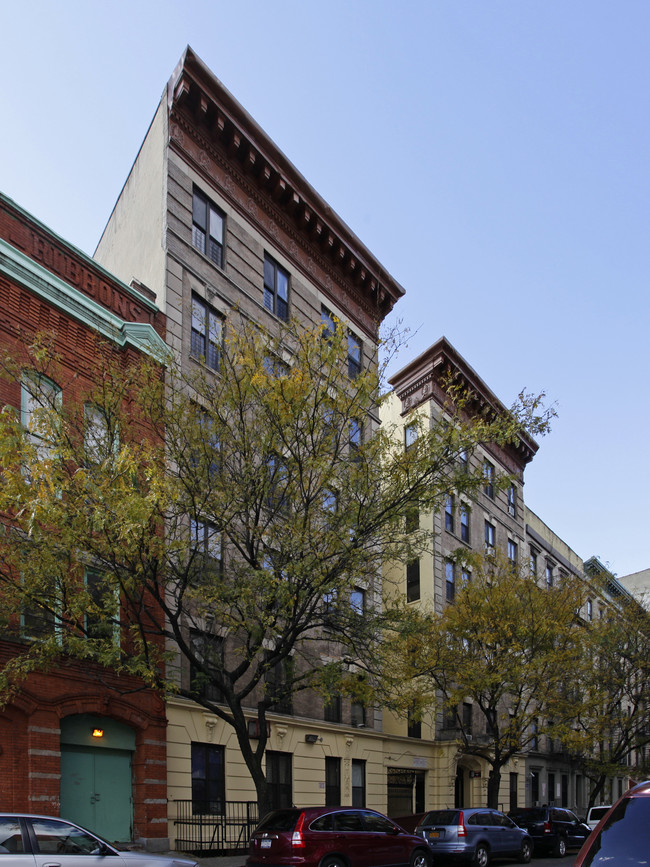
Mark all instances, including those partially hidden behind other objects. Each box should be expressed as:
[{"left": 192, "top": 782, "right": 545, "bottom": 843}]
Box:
[{"left": 247, "top": 807, "right": 432, "bottom": 867}]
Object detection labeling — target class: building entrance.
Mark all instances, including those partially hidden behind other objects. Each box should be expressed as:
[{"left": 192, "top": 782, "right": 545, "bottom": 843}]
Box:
[{"left": 60, "top": 715, "right": 135, "bottom": 842}]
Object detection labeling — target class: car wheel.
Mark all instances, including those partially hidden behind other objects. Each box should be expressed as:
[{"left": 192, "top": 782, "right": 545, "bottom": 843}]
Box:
[
  {"left": 519, "top": 840, "right": 532, "bottom": 864},
  {"left": 554, "top": 836, "right": 567, "bottom": 858},
  {"left": 410, "top": 848, "right": 432, "bottom": 867},
  {"left": 321, "top": 857, "right": 348, "bottom": 867},
  {"left": 474, "top": 843, "right": 490, "bottom": 867}
]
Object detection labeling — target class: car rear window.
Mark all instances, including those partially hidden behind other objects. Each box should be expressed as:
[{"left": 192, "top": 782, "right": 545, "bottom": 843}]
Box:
[
  {"left": 589, "top": 807, "right": 609, "bottom": 821},
  {"left": 510, "top": 808, "right": 546, "bottom": 821},
  {"left": 581, "top": 797, "right": 650, "bottom": 865},
  {"left": 419, "top": 810, "right": 460, "bottom": 826},
  {"left": 255, "top": 810, "right": 300, "bottom": 832}
]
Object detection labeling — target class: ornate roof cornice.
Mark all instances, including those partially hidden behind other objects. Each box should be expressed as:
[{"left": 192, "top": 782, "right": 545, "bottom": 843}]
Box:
[
  {"left": 166, "top": 47, "right": 404, "bottom": 336},
  {"left": 389, "top": 336, "right": 539, "bottom": 468}
]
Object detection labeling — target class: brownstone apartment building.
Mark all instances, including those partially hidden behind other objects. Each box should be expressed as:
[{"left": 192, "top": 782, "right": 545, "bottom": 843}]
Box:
[{"left": 0, "top": 192, "right": 169, "bottom": 848}]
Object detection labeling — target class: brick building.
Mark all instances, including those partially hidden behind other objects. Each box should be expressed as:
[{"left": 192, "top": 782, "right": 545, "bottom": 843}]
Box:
[{"left": 0, "top": 192, "right": 169, "bottom": 848}]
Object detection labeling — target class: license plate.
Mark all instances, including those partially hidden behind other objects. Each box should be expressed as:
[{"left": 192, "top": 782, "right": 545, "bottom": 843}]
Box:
[
  {"left": 260, "top": 840, "right": 271, "bottom": 849},
  {"left": 429, "top": 831, "right": 440, "bottom": 839}
]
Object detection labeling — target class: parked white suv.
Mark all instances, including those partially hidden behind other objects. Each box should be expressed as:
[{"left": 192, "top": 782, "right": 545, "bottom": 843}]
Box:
[{"left": 585, "top": 804, "right": 611, "bottom": 830}]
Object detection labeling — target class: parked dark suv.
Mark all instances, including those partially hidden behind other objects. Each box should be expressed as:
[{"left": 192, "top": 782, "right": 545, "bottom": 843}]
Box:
[
  {"left": 247, "top": 807, "right": 432, "bottom": 867},
  {"left": 507, "top": 806, "right": 590, "bottom": 857},
  {"left": 413, "top": 808, "right": 533, "bottom": 865}
]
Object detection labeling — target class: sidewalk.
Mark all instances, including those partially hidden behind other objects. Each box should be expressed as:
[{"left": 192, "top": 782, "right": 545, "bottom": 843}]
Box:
[{"left": 173, "top": 853, "right": 246, "bottom": 867}]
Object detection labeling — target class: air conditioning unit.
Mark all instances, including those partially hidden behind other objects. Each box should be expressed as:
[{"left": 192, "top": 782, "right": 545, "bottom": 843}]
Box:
[{"left": 247, "top": 719, "right": 271, "bottom": 739}]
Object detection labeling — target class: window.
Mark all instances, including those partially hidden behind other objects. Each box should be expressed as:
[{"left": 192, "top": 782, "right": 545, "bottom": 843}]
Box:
[
  {"left": 406, "top": 559, "right": 420, "bottom": 603},
  {"left": 264, "top": 254, "right": 289, "bottom": 321},
  {"left": 0, "top": 818, "right": 24, "bottom": 853},
  {"left": 190, "top": 519, "right": 222, "bottom": 574},
  {"left": 266, "top": 751, "right": 292, "bottom": 810},
  {"left": 484, "top": 520, "right": 495, "bottom": 551},
  {"left": 321, "top": 306, "right": 337, "bottom": 340},
  {"left": 483, "top": 460, "right": 495, "bottom": 499},
  {"left": 462, "top": 702, "right": 473, "bottom": 731},
  {"left": 509, "top": 772, "right": 518, "bottom": 812},
  {"left": 84, "top": 404, "right": 116, "bottom": 465},
  {"left": 324, "top": 695, "right": 341, "bottom": 723},
  {"left": 461, "top": 568, "right": 471, "bottom": 586},
  {"left": 192, "top": 188, "right": 224, "bottom": 267},
  {"left": 263, "top": 354, "right": 289, "bottom": 378},
  {"left": 21, "top": 594, "right": 56, "bottom": 641},
  {"left": 31, "top": 819, "right": 101, "bottom": 855},
  {"left": 407, "top": 707, "right": 421, "bottom": 739},
  {"left": 445, "top": 560, "right": 455, "bottom": 602},
  {"left": 347, "top": 333, "right": 362, "bottom": 379},
  {"left": 21, "top": 373, "right": 61, "bottom": 462},
  {"left": 530, "top": 718, "right": 539, "bottom": 751},
  {"left": 191, "top": 295, "right": 223, "bottom": 371},
  {"left": 508, "top": 539, "right": 518, "bottom": 565},
  {"left": 266, "top": 454, "right": 288, "bottom": 512},
  {"left": 351, "top": 702, "right": 366, "bottom": 727},
  {"left": 190, "top": 630, "right": 224, "bottom": 703},
  {"left": 349, "top": 419, "right": 362, "bottom": 456},
  {"left": 445, "top": 495, "right": 455, "bottom": 533},
  {"left": 459, "top": 448, "right": 469, "bottom": 473},
  {"left": 587, "top": 598, "right": 593, "bottom": 621},
  {"left": 350, "top": 588, "right": 365, "bottom": 615},
  {"left": 265, "top": 655, "right": 293, "bottom": 714},
  {"left": 84, "top": 568, "right": 119, "bottom": 644},
  {"left": 404, "top": 423, "right": 418, "bottom": 450},
  {"left": 191, "top": 741, "right": 225, "bottom": 814},
  {"left": 351, "top": 759, "right": 366, "bottom": 807},
  {"left": 405, "top": 503, "right": 419, "bottom": 534},
  {"left": 507, "top": 483, "right": 517, "bottom": 517},
  {"left": 325, "top": 756, "right": 341, "bottom": 806},
  {"left": 545, "top": 561, "right": 554, "bottom": 589},
  {"left": 460, "top": 503, "right": 470, "bottom": 543},
  {"left": 529, "top": 547, "right": 538, "bottom": 578}
]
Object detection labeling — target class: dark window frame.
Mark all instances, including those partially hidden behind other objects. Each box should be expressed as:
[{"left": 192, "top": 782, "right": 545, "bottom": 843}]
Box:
[
  {"left": 191, "top": 294, "right": 223, "bottom": 372},
  {"left": 407, "top": 559, "right": 420, "bottom": 603},
  {"left": 264, "top": 254, "right": 289, "bottom": 321},
  {"left": 191, "top": 741, "right": 225, "bottom": 815},
  {"left": 192, "top": 188, "right": 225, "bottom": 268}
]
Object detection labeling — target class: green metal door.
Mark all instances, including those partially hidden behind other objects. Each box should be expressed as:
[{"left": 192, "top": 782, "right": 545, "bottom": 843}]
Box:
[
  {"left": 60, "top": 715, "right": 136, "bottom": 843},
  {"left": 60, "top": 745, "right": 133, "bottom": 842}
]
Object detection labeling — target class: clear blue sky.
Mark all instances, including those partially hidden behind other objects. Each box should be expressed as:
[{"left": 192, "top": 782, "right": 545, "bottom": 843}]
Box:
[{"left": 2, "top": 0, "right": 648, "bottom": 577}]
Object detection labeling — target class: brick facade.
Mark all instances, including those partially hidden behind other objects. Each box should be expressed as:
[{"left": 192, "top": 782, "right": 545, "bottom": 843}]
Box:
[{"left": 0, "top": 192, "right": 169, "bottom": 847}]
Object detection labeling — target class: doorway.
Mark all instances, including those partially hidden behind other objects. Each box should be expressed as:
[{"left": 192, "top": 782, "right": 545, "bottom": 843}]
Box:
[{"left": 60, "top": 715, "right": 135, "bottom": 842}]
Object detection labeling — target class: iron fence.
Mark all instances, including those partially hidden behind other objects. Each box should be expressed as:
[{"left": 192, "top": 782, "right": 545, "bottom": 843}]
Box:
[{"left": 174, "top": 800, "right": 259, "bottom": 855}]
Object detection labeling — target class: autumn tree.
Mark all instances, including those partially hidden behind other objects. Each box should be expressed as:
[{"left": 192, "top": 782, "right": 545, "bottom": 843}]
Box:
[
  {"left": 557, "top": 576, "right": 650, "bottom": 807},
  {"left": 377, "top": 549, "right": 586, "bottom": 809},
  {"left": 0, "top": 320, "right": 551, "bottom": 815}
]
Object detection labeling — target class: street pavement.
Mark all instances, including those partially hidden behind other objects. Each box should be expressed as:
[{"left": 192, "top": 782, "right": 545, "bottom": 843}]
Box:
[{"left": 176, "top": 851, "right": 578, "bottom": 867}]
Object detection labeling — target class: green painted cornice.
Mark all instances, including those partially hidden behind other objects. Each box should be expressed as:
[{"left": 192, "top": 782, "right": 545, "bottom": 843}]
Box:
[{"left": 0, "top": 238, "right": 169, "bottom": 361}]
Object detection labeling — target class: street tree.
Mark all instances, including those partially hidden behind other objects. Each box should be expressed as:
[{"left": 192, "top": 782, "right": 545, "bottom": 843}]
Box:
[
  {"left": 0, "top": 319, "right": 552, "bottom": 815},
  {"left": 377, "top": 549, "right": 585, "bottom": 809},
  {"left": 558, "top": 584, "right": 650, "bottom": 807}
]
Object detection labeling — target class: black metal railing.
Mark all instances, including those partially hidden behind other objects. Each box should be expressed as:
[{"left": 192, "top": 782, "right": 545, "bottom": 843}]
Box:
[{"left": 174, "top": 800, "right": 259, "bottom": 854}]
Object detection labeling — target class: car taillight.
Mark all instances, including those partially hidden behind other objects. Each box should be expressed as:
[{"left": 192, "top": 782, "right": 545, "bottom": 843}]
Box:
[
  {"left": 291, "top": 812, "right": 306, "bottom": 848},
  {"left": 544, "top": 821, "right": 552, "bottom": 833},
  {"left": 458, "top": 811, "right": 467, "bottom": 838}
]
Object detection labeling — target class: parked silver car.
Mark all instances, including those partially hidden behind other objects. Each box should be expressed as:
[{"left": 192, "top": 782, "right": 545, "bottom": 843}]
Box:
[
  {"left": 0, "top": 815, "right": 197, "bottom": 867},
  {"left": 413, "top": 808, "right": 533, "bottom": 866}
]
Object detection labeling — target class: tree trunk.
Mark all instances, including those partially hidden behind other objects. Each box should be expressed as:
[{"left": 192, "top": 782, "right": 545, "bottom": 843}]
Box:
[{"left": 486, "top": 765, "right": 502, "bottom": 809}]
